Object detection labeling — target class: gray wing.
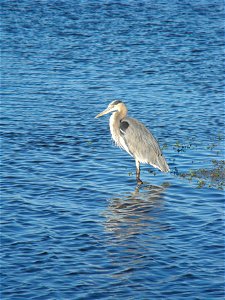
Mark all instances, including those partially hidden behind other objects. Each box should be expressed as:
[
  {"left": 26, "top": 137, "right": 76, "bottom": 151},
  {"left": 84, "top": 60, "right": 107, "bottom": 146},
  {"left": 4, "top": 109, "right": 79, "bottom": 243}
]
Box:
[{"left": 120, "top": 117, "right": 169, "bottom": 172}]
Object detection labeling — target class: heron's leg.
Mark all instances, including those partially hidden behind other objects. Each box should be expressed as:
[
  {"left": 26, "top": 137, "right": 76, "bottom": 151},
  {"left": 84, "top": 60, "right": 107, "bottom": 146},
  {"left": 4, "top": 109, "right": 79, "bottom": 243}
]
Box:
[{"left": 135, "top": 160, "right": 143, "bottom": 185}]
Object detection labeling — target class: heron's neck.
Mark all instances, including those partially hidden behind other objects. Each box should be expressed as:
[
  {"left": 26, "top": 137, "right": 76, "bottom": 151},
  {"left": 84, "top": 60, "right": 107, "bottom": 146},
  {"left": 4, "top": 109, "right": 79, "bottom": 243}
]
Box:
[
  {"left": 109, "top": 112, "right": 122, "bottom": 145},
  {"left": 109, "top": 105, "right": 128, "bottom": 144},
  {"left": 118, "top": 105, "right": 128, "bottom": 119}
]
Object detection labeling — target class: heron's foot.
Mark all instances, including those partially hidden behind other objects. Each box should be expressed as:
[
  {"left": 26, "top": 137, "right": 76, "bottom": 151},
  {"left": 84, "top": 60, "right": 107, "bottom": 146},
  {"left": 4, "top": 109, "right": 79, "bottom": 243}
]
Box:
[{"left": 137, "top": 178, "right": 143, "bottom": 185}]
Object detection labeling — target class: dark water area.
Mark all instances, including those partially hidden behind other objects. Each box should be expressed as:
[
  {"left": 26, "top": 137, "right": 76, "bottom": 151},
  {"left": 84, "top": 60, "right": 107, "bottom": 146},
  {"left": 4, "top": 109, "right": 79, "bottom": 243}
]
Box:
[{"left": 1, "top": 0, "right": 225, "bottom": 299}]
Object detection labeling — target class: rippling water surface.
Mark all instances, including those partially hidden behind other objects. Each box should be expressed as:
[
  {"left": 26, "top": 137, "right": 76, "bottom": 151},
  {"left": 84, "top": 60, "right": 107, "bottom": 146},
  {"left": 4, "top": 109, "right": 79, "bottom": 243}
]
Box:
[{"left": 1, "top": 0, "right": 224, "bottom": 299}]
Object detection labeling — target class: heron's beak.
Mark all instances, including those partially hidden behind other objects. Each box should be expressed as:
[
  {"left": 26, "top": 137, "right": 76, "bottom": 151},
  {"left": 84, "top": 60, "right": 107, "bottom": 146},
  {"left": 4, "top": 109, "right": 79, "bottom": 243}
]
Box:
[{"left": 95, "top": 107, "right": 111, "bottom": 118}]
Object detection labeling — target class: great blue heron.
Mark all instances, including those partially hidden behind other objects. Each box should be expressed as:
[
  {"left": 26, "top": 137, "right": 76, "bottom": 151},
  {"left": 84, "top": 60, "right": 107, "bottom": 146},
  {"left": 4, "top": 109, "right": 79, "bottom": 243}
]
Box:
[{"left": 95, "top": 100, "right": 170, "bottom": 184}]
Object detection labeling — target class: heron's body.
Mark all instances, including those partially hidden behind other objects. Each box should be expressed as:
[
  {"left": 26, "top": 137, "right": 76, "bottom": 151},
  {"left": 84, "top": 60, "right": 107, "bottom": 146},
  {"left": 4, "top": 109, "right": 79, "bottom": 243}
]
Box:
[{"left": 95, "top": 100, "right": 170, "bottom": 184}]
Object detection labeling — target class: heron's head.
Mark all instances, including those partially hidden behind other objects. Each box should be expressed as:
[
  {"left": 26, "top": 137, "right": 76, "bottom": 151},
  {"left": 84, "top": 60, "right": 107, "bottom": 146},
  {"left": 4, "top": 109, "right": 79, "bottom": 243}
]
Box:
[{"left": 95, "top": 100, "right": 125, "bottom": 118}]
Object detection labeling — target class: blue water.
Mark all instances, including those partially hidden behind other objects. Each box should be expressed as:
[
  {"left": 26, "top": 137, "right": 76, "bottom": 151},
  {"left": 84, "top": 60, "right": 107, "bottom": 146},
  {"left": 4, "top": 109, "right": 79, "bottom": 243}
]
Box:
[{"left": 1, "top": 0, "right": 225, "bottom": 299}]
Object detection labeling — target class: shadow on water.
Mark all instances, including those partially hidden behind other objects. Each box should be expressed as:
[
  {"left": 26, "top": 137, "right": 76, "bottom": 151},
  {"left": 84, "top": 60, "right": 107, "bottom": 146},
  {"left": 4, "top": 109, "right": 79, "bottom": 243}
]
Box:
[{"left": 103, "top": 184, "right": 168, "bottom": 241}]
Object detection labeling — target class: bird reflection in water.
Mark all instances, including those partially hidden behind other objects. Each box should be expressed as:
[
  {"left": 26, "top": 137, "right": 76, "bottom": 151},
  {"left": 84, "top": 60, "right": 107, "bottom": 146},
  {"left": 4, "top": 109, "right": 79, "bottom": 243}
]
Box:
[{"left": 103, "top": 184, "right": 168, "bottom": 240}]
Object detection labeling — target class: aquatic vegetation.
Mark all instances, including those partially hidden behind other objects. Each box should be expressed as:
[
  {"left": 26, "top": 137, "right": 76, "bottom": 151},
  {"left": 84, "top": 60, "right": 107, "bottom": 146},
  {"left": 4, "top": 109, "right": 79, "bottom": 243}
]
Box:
[
  {"left": 170, "top": 134, "right": 225, "bottom": 190},
  {"left": 173, "top": 141, "right": 194, "bottom": 153},
  {"left": 179, "top": 160, "right": 225, "bottom": 190}
]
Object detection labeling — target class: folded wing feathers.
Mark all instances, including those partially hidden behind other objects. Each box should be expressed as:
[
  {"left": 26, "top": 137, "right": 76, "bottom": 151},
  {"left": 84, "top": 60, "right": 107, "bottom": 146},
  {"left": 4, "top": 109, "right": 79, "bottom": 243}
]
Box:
[{"left": 121, "top": 117, "right": 170, "bottom": 172}]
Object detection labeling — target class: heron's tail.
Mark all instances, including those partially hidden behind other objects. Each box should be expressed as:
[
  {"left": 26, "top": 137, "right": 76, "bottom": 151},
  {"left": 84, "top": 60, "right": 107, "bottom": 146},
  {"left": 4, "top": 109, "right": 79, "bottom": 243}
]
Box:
[{"left": 156, "top": 154, "right": 170, "bottom": 172}]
